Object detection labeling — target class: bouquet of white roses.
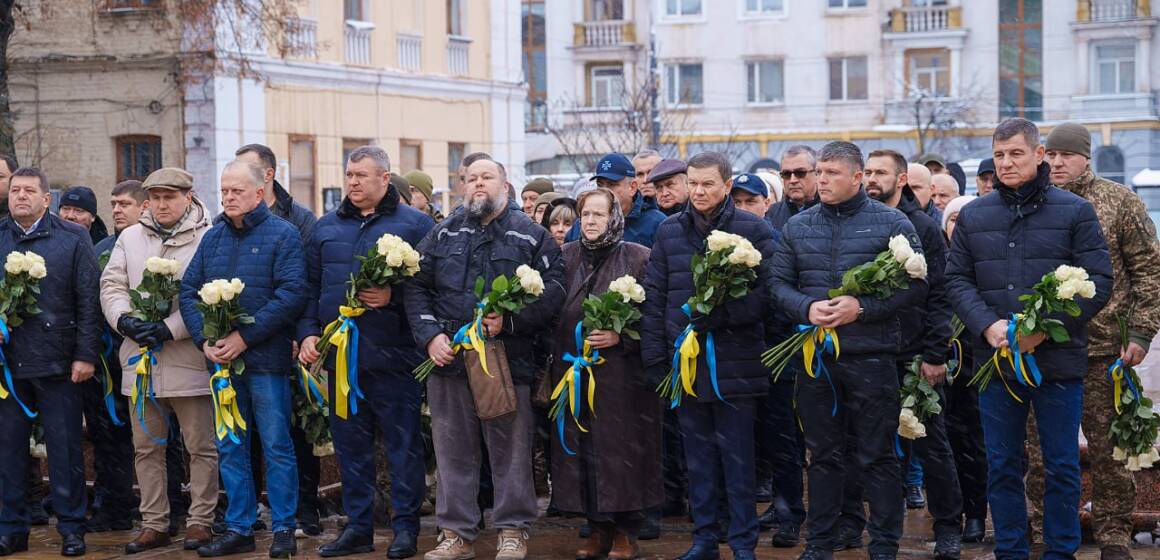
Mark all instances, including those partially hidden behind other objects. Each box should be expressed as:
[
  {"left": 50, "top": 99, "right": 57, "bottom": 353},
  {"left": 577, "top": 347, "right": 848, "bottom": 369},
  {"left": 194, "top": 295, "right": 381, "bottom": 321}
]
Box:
[
  {"left": 1108, "top": 308, "right": 1159, "bottom": 471},
  {"left": 763, "top": 234, "right": 926, "bottom": 381},
  {"left": 413, "top": 265, "right": 545, "bottom": 381},
  {"left": 126, "top": 257, "right": 183, "bottom": 440},
  {"left": 306, "top": 233, "right": 421, "bottom": 419},
  {"left": 898, "top": 356, "right": 942, "bottom": 439},
  {"left": 657, "top": 230, "right": 762, "bottom": 408},
  {"left": 551, "top": 275, "right": 646, "bottom": 455},
  {"left": 197, "top": 278, "right": 255, "bottom": 442},
  {"left": 0, "top": 251, "right": 46, "bottom": 418},
  {"left": 968, "top": 265, "right": 1097, "bottom": 398}
]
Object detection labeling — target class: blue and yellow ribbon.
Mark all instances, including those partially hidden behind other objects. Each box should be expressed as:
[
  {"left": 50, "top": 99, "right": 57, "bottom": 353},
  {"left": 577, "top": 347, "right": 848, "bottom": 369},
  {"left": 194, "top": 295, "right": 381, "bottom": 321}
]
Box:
[
  {"left": 988, "top": 347, "right": 1025, "bottom": 403},
  {"left": 327, "top": 305, "right": 367, "bottom": 419},
  {"left": 0, "top": 320, "right": 36, "bottom": 419},
  {"left": 450, "top": 303, "right": 490, "bottom": 376},
  {"left": 1006, "top": 314, "right": 1042, "bottom": 389},
  {"left": 98, "top": 330, "right": 124, "bottom": 426},
  {"left": 128, "top": 344, "right": 166, "bottom": 444},
  {"left": 664, "top": 304, "right": 725, "bottom": 409},
  {"left": 210, "top": 363, "right": 247, "bottom": 443},
  {"left": 1107, "top": 358, "right": 1141, "bottom": 415},
  {"left": 298, "top": 363, "right": 328, "bottom": 406},
  {"left": 550, "top": 321, "right": 604, "bottom": 456},
  {"left": 946, "top": 337, "right": 963, "bottom": 383},
  {"left": 799, "top": 325, "right": 840, "bottom": 417}
]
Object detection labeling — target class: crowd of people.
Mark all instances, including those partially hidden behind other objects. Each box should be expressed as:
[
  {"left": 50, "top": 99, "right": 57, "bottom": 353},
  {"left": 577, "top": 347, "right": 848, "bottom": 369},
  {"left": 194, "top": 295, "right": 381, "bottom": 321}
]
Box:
[{"left": 0, "top": 117, "right": 1156, "bottom": 560}]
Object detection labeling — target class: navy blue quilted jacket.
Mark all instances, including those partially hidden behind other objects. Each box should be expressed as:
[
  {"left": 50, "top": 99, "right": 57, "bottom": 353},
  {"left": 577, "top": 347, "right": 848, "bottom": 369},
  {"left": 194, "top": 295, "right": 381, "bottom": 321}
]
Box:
[
  {"left": 896, "top": 187, "right": 952, "bottom": 364},
  {"left": 0, "top": 214, "right": 101, "bottom": 378},
  {"left": 770, "top": 189, "right": 928, "bottom": 355},
  {"left": 566, "top": 193, "right": 667, "bottom": 248},
  {"left": 640, "top": 198, "right": 777, "bottom": 400},
  {"left": 764, "top": 196, "right": 818, "bottom": 235},
  {"left": 179, "top": 202, "right": 308, "bottom": 375},
  {"left": 297, "top": 187, "right": 434, "bottom": 370},
  {"left": 945, "top": 163, "right": 1112, "bottom": 381}
]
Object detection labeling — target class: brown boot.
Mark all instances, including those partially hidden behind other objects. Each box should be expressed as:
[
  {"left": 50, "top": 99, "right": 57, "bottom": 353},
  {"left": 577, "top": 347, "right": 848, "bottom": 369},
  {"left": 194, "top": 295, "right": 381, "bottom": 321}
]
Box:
[
  {"left": 576, "top": 524, "right": 613, "bottom": 560},
  {"left": 183, "top": 524, "right": 213, "bottom": 551},
  {"left": 607, "top": 531, "right": 639, "bottom": 560},
  {"left": 125, "top": 528, "right": 171, "bottom": 554}
]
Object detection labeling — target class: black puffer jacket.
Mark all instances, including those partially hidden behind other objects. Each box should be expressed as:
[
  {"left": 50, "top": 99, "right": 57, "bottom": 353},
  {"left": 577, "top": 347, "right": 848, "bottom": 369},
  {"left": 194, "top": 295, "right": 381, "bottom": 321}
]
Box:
[
  {"left": 640, "top": 198, "right": 777, "bottom": 400},
  {"left": 0, "top": 213, "right": 102, "bottom": 377},
  {"left": 764, "top": 195, "right": 818, "bottom": 234},
  {"left": 271, "top": 179, "right": 317, "bottom": 240},
  {"left": 945, "top": 162, "right": 1113, "bottom": 381},
  {"left": 405, "top": 205, "right": 566, "bottom": 384},
  {"left": 770, "top": 189, "right": 928, "bottom": 355},
  {"left": 896, "top": 187, "right": 951, "bottom": 365}
]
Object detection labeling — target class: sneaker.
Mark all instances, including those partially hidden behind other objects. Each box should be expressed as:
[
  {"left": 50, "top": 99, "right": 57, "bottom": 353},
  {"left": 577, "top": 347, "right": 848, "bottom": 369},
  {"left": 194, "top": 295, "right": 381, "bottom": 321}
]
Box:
[
  {"left": 424, "top": 529, "right": 475, "bottom": 560},
  {"left": 1101, "top": 545, "right": 1133, "bottom": 560},
  {"left": 269, "top": 529, "right": 297, "bottom": 558},
  {"left": 906, "top": 485, "right": 926, "bottom": 509},
  {"left": 495, "top": 529, "right": 528, "bottom": 560},
  {"left": 934, "top": 531, "right": 962, "bottom": 560}
]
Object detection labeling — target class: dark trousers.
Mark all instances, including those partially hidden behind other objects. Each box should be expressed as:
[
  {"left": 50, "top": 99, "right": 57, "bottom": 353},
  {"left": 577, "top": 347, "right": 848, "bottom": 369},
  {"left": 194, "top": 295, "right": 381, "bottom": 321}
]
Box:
[
  {"left": 166, "top": 415, "right": 192, "bottom": 521},
  {"left": 842, "top": 361, "right": 963, "bottom": 536},
  {"left": 330, "top": 368, "right": 426, "bottom": 536},
  {"left": 798, "top": 354, "right": 902, "bottom": 555},
  {"left": 755, "top": 377, "right": 805, "bottom": 526},
  {"left": 0, "top": 376, "right": 87, "bottom": 536},
  {"left": 290, "top": 415, "right": 322, "bottom": 525},
  {"left": 679, "top": 397, "right": 759, "bottom": 553},
  {"left": 662, "top": 407, "right": 687, "bottom": 507},
  {"left": 945, "top": 361, "right": 988, "bottom": 522},
  {"left": 81, "top": 376, "right": 136, "bottom": 517}
]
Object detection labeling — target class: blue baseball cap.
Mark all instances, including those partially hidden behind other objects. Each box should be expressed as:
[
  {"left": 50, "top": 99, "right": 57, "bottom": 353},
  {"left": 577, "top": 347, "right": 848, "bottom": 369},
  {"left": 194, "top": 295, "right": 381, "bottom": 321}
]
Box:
[
  {"left": 731, "top": 173, "right": 768, "bottom": 197},
  {"left": 592, "top": 153, "right": 635, "bottom": 182}
]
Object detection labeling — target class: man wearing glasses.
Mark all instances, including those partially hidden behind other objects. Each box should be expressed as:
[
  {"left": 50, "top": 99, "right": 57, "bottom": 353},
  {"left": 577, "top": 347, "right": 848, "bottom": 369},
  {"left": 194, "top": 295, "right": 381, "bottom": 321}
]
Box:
[{"left": 765, "top": 145, "right": 820, "bottom": 234}]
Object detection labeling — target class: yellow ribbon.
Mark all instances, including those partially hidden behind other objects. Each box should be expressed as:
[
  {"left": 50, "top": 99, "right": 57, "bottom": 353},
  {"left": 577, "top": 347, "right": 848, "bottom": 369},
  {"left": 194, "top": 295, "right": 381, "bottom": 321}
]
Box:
[
  {"left": 677, "top": 328, "right": 700, "bottom": 398},
  {"left": 450, "top": 310, "right": 490, "bottom": 377},
  {"left": 1110, "top": 363, "right": 1126, "bottom": 415},
  {"left": 211, "top": 365, "right": 248, "bottom": 442},
  {"left": 550, "top": 340, "right": 604, "bottom": 432},
  {"left": 801, "top": 327, "right": 840, "bottom": 379},
  {"left": 990, "top": 347, "right": 1025, "bottom": 403},
  {"left": 327, "top": 305, "right": 367, "bottom": 419}
]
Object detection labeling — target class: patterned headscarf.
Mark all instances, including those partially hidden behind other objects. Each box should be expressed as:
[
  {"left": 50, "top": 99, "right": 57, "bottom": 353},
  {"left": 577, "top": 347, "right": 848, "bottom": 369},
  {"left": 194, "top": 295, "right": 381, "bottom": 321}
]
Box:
[{"left": 578, "top": 188, "right": 625, "bottom": 252}]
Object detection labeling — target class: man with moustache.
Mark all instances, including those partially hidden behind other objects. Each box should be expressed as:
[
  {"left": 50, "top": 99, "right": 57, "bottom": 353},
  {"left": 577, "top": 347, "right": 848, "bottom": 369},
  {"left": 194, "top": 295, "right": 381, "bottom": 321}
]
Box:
[
  {"left": 407, "top": 158, "right": 565, "bottom": 560},
  {"left": 648, "top": 159, "right": 690, "bottom": 216}
]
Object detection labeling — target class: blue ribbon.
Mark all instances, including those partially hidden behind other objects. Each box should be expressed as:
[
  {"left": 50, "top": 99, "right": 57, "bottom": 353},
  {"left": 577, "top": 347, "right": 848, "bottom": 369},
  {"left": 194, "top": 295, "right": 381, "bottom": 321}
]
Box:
[
  {"left": 0, "top": 320, "right": 36, "bottom": 419},
  {"left": 1007, "top": 314, "right": 1042, "bottom": 387},
  {"left": 128, "top": 344, "right": 167, "bottom": 444},
  {"left": 798, "top": 324, "right": 839, "bottom": 417},
  {"left": 212, "top": 364, "right": 242, "bottom": 445},
  {"left": 1108, "top": 359, "right": 1142, "bottom": 401},
  {"left": 99, "top": 330, "right": 124, "bottom": 426},
  {"left": 338, "top": 316, "right": 363, "bottom": 416},
  {"left": 666, "top": 304, "right": 725, "bottom": 410},
  {"left": 556, "top": 322, "right": 600, "bottom": 456}
]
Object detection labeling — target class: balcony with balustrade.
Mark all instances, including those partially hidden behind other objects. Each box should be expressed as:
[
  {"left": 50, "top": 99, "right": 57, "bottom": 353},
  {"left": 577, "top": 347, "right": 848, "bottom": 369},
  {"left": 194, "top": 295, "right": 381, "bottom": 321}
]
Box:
[
  {"left": 397, "top": 33, "right": 422, "bottom": 72},
  {"left": 1078, "top": 0, "right": 1151, "bottom": 21},
  {"left": 887, "top": 4, "right": 962, "bottom": 34},
  {"left": 572, "top": 20, "right": 637, "bottom": 49},
  {"left": 282, "top": 17, "right": 317, "bottom": 59},
  {"left": 447, "top": 36, "right": 470, "bottom": 77},
  {"left": 344, "top": 20, "right": 373, "bottom": 66}
]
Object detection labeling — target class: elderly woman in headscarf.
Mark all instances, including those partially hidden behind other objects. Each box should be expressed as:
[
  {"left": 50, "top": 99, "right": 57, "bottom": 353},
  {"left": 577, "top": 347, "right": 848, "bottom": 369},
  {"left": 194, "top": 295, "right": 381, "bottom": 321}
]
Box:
[{"left": 551, "top": 188, "right": 662, "bottom": 560}]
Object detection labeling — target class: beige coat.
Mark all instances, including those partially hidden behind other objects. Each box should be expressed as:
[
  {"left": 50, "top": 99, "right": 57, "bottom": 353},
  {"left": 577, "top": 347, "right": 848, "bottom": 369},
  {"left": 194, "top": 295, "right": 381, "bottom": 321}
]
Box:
[{"left": 100, "top": 199, "right": 212, "bottom": 397}]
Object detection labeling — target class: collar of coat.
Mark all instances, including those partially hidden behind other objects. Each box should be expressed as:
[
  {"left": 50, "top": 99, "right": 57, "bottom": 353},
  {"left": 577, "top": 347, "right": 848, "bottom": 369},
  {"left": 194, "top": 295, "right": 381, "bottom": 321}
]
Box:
[
  {"left": 336, "top": 181, "right": 401, "bottom": 220},
  {"left": 997, "top": 161, "right": 1051, "bottom": 215},
  {"left": 140, "top": 197, "right": 210, "bottom": 245},
  {"left": 820, "top": 187, "right": 870, "bottom": 217},
  {"left": 897, "top": 185, "right": 922, "bottom": 215},
  {"left": 7, "top": 210, "right": 54, "bottom": 239},
  {"left": 1059, "top": 167, "right": 1097, "bottom": 199},
  {"left": 678, "top": 194, "right": 738, "bottom": 234},
  {"left": 271, "top": 179, "right": 296, "bottom": 218},
  {"left": 216, "top": 199, "right": 272, "bottom": 232}
]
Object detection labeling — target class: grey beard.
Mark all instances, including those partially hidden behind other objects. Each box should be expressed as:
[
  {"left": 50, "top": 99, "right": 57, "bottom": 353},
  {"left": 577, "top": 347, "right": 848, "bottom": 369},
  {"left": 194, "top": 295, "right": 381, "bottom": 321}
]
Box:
[{"left": 466, "top": 196, "right": 498, "bottom": 220}]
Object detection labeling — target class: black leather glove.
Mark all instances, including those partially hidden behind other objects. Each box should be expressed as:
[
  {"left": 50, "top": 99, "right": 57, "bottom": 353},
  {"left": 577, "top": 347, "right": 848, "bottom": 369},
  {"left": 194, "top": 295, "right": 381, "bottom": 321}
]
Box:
[
  {"left": 137, "top": 322, "right": 173, "bottom": 348},
  {"left": 117, "top": 316, "right": 149, "bottom": 342}
]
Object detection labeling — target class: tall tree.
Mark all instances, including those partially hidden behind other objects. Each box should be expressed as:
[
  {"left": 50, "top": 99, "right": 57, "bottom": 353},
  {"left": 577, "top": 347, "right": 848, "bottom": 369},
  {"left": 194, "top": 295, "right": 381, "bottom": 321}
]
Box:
[{"left": 0, "top": 0, "right": 17, "bottom": 162}]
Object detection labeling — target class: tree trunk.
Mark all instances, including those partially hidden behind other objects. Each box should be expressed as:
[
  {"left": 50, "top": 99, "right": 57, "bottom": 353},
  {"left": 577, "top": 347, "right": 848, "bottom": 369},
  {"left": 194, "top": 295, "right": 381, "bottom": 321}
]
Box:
[{"left": 0, "top": 0, "right": 16, "bottom": 161}]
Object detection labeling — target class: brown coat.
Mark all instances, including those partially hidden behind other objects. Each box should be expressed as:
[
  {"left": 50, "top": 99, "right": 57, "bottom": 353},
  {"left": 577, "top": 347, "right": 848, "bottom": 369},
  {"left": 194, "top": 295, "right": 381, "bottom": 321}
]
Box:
[
  {"left": 100, "top": 200, "right": 213, "bottom": 397},
  {"left": 550, "top": 240, "right": 663, "bottom": 514}
]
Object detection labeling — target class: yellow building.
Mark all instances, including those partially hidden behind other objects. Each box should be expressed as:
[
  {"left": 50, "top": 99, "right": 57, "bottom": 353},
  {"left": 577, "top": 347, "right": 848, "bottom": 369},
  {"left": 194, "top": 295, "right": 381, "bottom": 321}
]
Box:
[{"left": 9, "top": 0, "right": 525, "bottom": 218}]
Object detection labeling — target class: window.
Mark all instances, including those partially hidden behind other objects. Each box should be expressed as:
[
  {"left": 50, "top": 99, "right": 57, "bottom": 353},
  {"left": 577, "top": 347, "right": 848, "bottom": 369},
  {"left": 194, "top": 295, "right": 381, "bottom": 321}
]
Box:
[
  {"left": 590, "top": 65, "right": 626, "bottom": 108},
  {"left": 522, "top": 0, "right": 547, "bottom": 131},
  {"left": 828, "top": 56, "right": 868, "bottom": 101},
  {"left": 999, "top": 0, "right": 1042, "bottom": 121},
  {"left": 102, "top": 0, "right": 161, "bottom": 11},
  {"left": 447, "top": 0, "right": 463, "bottom": 35},
  {"left": 342, "top": 138, "right": 372, "bottom": 167},
  {"left": 665, "top": 63, "right": 704, "bottom": 106},
  {"left": 590, "top": 0, "right": 624, "bottom": 20},
  {"left": 746, "top": 61, "right": 784, "bottom": 104},
  {"left": 1096, "top": 146, "right": 1125, "bottom": 184},
  {"left": 908, "top": 49, "right": 950, "bottom": 97},
  {"left": 288, "top": 137, "right": 316, "bottom": 212},
  {"left": 322, "top": 188, "right": 342, "bottom": 213},
  {"left": 448, "top": 142, "right": 466, "bottom": 190},
  {"left": 344, "top": 0, "right": 367, "bottom": 22},
  {"left": 115, "top": 135, "right": 162, "bottom": 182},
  {"left": 1094, "top": 43, "right": 1135, "bottom": 95},
  {"left": 745, "top": 0, "right": 784, "bottom": 14},
  {"left": 665, "top": 0, "right": 701, "bottom": 17},
  {"left": 828, "top": 0, "right": 867, "bottom": 8},
  {"left": 400, "top": 140, "right": 422, "bottom": 173}
]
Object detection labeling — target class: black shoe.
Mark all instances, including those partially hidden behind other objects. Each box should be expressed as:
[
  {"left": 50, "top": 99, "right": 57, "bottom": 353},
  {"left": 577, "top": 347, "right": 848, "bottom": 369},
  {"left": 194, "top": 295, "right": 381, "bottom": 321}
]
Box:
[
  {"left": 579, "top": 524, "right": 592, "bottom": 538},
  {"left": 0, "top": 534, "right": 29, "bottom": 556},
  {"left": 934, "top": 531, "right": 962, "bottom": 560},
  {"left": 61, "top": 533, "right": 86, "bottom": 557},
  {"left": 961, "top": 518, "right": 985, "bottom": 543},
  {"left": 870, "top": 554, "right": 896, "bottom": 560},
  {"left": 296, "top": 521, "right": 323, "bottom": 538},
  {"left": 771, "top": 523, "right": 800, "bottom": 548},
  {"left": 906, "top": 485, "right": 926, "bottom": 509},
  {"left": 675, "top": 542, "right": 720, "bottom": 560},
  {"left": 197, "top": 531, "right": 257, "bottom": 557},
  {"left": 758, "top": 504, "right": 779, "bottom": 531},
  {"left": 27, "top": 501, "right": 49, "bottom": 526},
  {"left": 87, "top": 509, "right": 135, "bottom": 532},
  {"left": 388, "top": 530, "right": 418, "bottom": 559},
  {"left": 797, "top": 545, "right": 833, "bottom": 560},
  {"left": 662, "top": 499, "right": 688, "bottom": 518},
  {"left": 253, "top": 520, "right": 269, "bottom": 532},
  {"left": 319, "top": 528, "right": 374, "bottom": 557},
  {"left": 733, "top": 550, "right": 757, "bottom": 560},
  {"left": 755, "top": 479, "right": 773, "bottom": 503},
  {"left": 833, "top": 525, "right": 863, "bottom": 551},
  {"left": 269, "top": 529, "right": 297, "bottom": 558},
  {"left": 639, "top": 515, "right": 660, "bottom": 541}
]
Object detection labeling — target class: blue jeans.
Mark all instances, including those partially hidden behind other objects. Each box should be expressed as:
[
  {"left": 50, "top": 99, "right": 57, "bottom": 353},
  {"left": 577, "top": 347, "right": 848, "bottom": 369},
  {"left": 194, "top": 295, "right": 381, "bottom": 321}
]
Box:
[
  {"left": 216, "top": 372, "right": 298, "bottom": 535},
  {"left": 980, "top": 379, "right": 1082, "bottom": 560},
  {"left": 906, "top": 455, "right": 924, "bottom": 487}
]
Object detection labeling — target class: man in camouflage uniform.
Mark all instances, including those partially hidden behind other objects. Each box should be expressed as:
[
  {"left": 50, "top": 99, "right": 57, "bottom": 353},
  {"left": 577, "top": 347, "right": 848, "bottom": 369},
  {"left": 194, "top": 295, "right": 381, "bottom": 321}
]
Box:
[{"left": 1026, "top": 122, "right": 1160, "bottom": 560}]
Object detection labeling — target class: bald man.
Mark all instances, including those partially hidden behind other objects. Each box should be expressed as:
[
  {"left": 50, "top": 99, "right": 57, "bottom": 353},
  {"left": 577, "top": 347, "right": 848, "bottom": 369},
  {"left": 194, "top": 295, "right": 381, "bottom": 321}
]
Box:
[
  {"left": 930, "top": 174, "right": 960, "bottom": 212},
  {"left": 907, "top": 163, "right": 943, "bottom": 225}
]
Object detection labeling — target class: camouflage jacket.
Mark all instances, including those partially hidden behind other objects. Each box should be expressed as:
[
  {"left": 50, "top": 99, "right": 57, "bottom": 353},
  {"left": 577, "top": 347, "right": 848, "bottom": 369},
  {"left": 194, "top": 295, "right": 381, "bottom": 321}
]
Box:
[{"left": 1059, "top": 168, "right": 1160, "bottom": 356}]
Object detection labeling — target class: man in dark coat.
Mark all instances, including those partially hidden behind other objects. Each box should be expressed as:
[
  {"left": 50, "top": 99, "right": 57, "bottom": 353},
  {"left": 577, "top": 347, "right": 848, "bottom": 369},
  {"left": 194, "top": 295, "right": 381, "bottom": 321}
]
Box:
[
  {"left": 945, "top": 118, "right": 1113, "bottom": 560},
  {"left": 59, "top": 186, "right": 110, "bottom": 246},
  {"left": 566, "top": 153, "right": 666, "bottom": 248},
  {"left": 641, "top": 152, "right": 776, "bottom": 560},
  {"left": 649, "top": 159, "right": 690, "bottom": 217},
  {"left": 179, "top": 159, "right": 308, "bottom": 559},
  {"left": 0, "top": 167, "right": 101, "bottom": 557},
  {"left": 298, "top": 146, "right": 434, "bottom": 559},
  {"left": 770, "top": 142, "right": 928, "bottom": 560},
  {"left": 765, "top": 145, "right": 820, "bottom": 234},
  {"left": 406, "top": 158, "right": 565, "bottom": 560}
]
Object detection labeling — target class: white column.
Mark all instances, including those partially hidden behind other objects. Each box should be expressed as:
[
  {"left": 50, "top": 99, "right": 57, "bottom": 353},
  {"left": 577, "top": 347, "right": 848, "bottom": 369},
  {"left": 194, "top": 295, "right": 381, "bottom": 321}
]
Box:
[
  {"left": 1077, "top": 37, "right": 1090, "bottom": 95},
  {"left": 1136, "top": 35, "right": 1151, "bottom": 93},
  {"left": 950, "top": 47, "right": 961, "bottom": 98},
  {"left": 893, "top": 49, "right": 906, "bottom": 99}
]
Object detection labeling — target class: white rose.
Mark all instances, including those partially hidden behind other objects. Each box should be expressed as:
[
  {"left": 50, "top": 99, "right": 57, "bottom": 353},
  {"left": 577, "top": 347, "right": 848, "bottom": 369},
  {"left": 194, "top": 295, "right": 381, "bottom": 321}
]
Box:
[
  {"left": 1054, "top": 265, "right": 1075, "bottom": 282},
  {"left": 24, "top": 252, "right": 44, "bottom": 268},
  {"left": 161, "top": 258, "right": 181, "bottom": 276},
  {"left": 386, "top": 248, "right": 405, "bottom": 268},
  {"left": 407, "top": 264, "right": 420, "bottom": 276},
  {"left": 629, "top": 282, "right": 646, "bottom": 304},
  {"left": 1114, "top": 447, "right": 1127, "bottom": 461},
  {"left": 28, "top": 262, "right": 46, "bottom": 280},
  {"left": 1128, "top": 456, "right": 1141, "bottom": 471},
  {"left": 1149, "top": 448, "right": 1160, "bottom": 462},
  {"left": 1056, "top": 280, "right": 1077, "bottom": 300},
  {"left": 1076, "top": 280, "right": 1096, "bottom": 299},
  {"left": 1140, "top": 453, "right": 1155, "bottom": 469},
  {"left": 403, "top": 248, "right": 420, "bottom": 269},
  {"left": 230, "top": 278, "right": 245, "bottom": 295},
  {"left": 518, "top": 267, "right": 545, "bottom": 297},
  {"left": 200, "top": 283, "right": 222, "bottom": 305},
  {"left": 218, "top": 279, "right": 238, "bottom": 302},
  {"left": 904, "top": 253, "right": 928, "bottom": 279},
  {"left": 706, "top": 230, "right": 734, "bottom": 252},
  {"left": 376, "top": 234, "right": 402, "bottom": 257},
  {"left": 5, "top": 252, "right": 27, "bottom": 275},
  {"left": 891, "top": 238, "right": 915, "bottom": 264},
  {"left": 727, "top": 247, "right": 748, "bottom": 266}
]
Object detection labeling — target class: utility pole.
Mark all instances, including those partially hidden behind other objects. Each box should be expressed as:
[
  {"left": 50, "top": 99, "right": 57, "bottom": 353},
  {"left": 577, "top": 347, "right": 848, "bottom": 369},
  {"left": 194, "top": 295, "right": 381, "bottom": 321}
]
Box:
[{"left": 648, "top": 29, "right": 660, "bottom": 149}]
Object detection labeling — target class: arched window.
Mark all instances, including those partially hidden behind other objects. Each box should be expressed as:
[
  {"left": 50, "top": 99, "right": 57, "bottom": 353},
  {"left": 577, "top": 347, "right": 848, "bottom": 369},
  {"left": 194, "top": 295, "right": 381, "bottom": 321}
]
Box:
[{"left": 1095, "top": 145, "right": 1125, "bottom": 184}]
